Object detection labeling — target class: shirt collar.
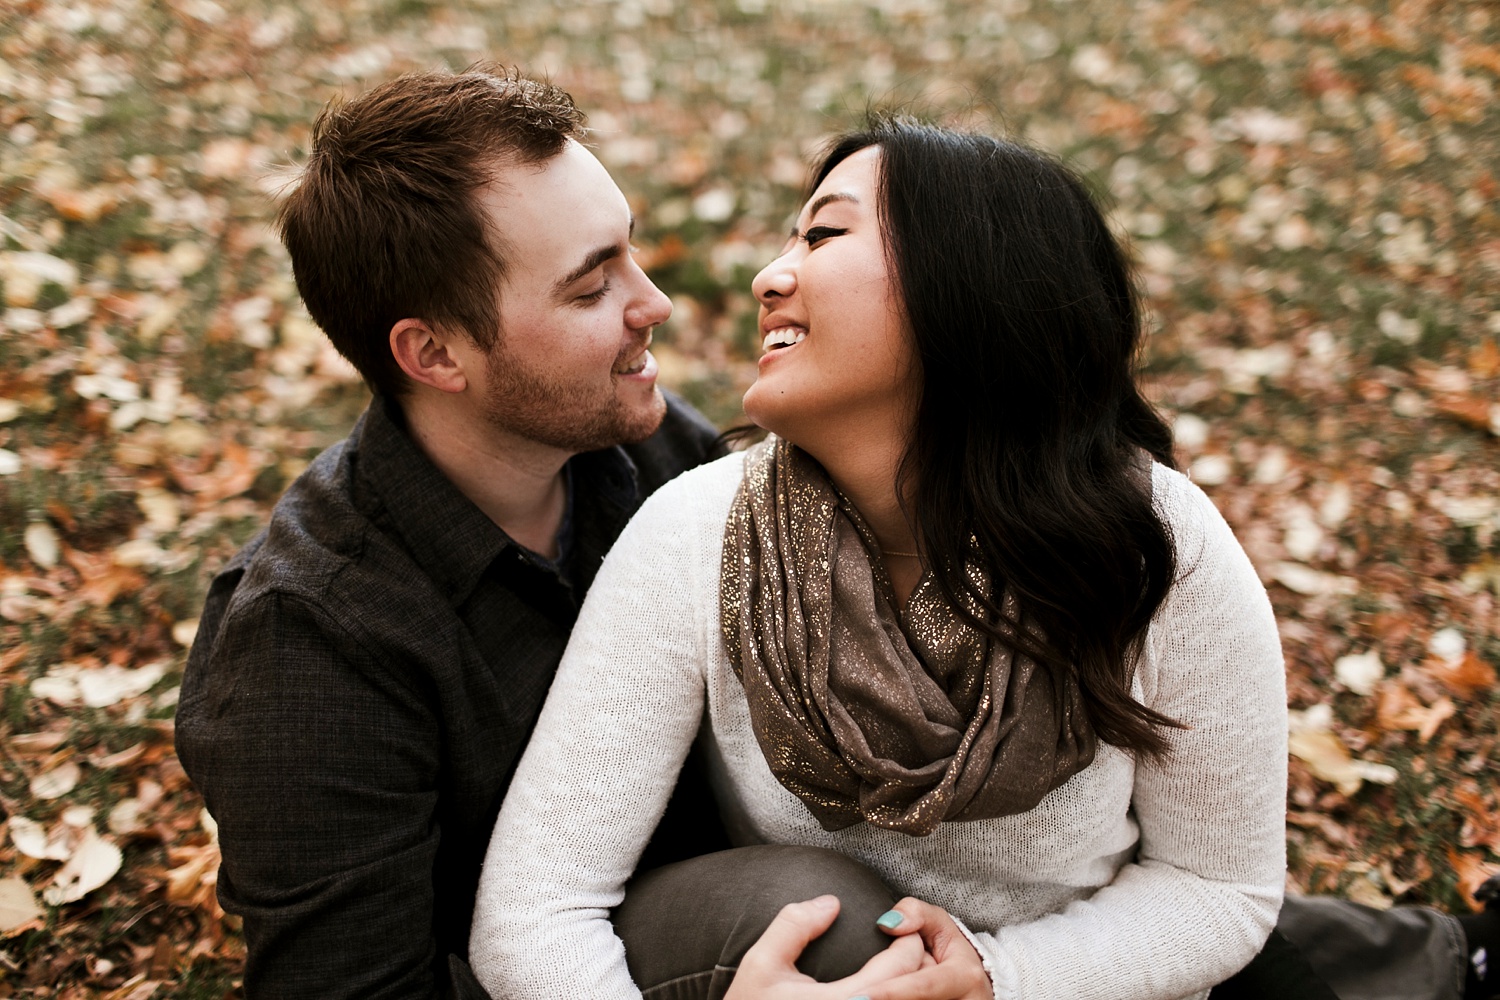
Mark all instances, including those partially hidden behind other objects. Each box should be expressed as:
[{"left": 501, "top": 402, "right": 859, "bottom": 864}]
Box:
[{"left": 353, "top": 395, "right": 641, "bottom": 606}]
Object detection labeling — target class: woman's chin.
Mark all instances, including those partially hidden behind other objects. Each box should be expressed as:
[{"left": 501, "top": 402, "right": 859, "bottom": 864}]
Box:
[{"left": 740, "top": 385, "right": 774, "bottom": 429}]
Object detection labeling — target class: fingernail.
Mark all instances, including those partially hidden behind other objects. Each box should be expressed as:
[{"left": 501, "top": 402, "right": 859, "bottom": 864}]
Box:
[
  {"left": 848, "top": 996, "right": 871, "bottom": 1000},
  {"left": 875, "top": 910, "right": 904, "bottom": 929},
  {"left": 810, "top": 894, "right": 838, "bottom": 910}
]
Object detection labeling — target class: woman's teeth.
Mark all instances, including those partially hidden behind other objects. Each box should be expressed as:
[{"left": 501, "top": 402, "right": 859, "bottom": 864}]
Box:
[{"left": 762, "top": 327, "right": 807, "bottom": 352}]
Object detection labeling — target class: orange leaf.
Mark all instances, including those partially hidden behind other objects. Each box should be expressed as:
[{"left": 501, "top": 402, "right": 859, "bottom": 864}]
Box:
[
  {"left": 0, "top": 642, "right": 29, "bottom": 672},
  {"left": 165, "top": 843, "right": 220, "bottom": 905},
  {"left": 1470, "top": 338, "right": 1500, "bottom": 380},
  {"left": 1374, "top": 683, "right": 1454, "bottom": 742},
  {"left": 46, "top": 186, "right": 120, "bottom": 223},
  {"left": 1423, "top": 652, "right": 1499, "bottom": 700},
  {"left": 1448, "top": 848, "right": 1500, "bottom": 911},
  {"left": 62, "top": 546, "right": 148, "bottom": 607},
  {"left": 1433, "top": 394, "right": 1494, "bottom": 431},
  {"left": 171, "top": 442, "right": 267, "bottom": 502},
  {"left": 78, "top": 564, "right": 148, "bottom": 608},
  {"left": 1455, "top": 785, "right": 1500, "bottom": 854}
]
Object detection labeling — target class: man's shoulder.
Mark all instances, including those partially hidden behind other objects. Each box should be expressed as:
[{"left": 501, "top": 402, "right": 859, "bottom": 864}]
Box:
[
  {"left": 189, "top": 430, "right": 442, "bottom": 671},
  {"left": 239, "top": 437, "right": 387, "bottom": 600}
]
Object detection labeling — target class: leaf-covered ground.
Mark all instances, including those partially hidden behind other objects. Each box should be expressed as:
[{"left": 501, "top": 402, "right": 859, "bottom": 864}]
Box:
[{"left": 1, "top": 0, "right": 1497, "bottom": 993}]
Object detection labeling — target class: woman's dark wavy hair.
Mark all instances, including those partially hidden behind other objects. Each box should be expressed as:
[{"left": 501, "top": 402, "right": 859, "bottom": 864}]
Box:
[{"left": 812, "top": 117, "right": 1182, "bottom": 756}]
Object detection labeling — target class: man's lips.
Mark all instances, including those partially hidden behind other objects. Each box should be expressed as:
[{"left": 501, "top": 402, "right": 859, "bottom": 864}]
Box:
[
  {"left": 614, "top": 331, "right": 656, "bottom": 377},
  {"left": 615, "top": 345, "right": 656, "bottom": 379}
]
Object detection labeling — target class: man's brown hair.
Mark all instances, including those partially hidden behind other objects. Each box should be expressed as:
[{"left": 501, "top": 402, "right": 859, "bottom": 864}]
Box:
[{"left": 278, "top": 66, "right": 587, "bottom": 397}]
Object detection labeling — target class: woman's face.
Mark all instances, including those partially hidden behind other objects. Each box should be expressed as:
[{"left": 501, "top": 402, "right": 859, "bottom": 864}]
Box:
[{"left": 743, "top": 146, "right": 917, "bottom": 448}]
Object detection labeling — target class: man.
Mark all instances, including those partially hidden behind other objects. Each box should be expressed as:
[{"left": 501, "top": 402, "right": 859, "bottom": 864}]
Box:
[{"left": 175, "top": 68, "right": 738, "bottom": 997}]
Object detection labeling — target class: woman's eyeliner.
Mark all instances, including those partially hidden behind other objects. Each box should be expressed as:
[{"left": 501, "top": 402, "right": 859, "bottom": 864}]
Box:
[{"left": 802, "top": 225, "right": 846, "bottom": 246}]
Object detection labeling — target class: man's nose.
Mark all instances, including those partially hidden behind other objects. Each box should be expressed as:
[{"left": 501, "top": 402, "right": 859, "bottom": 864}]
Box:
[{"left": 626, "top": 271, "right": 673, "bottom": 330}]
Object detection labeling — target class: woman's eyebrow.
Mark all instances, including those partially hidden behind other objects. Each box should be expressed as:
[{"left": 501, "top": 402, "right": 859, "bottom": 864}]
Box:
[
  {"left": 790, "top": 192, "right": 859, "bottom": 237},
  {"left": 806, "top": 191, "right": 858, "bottom": 219}
]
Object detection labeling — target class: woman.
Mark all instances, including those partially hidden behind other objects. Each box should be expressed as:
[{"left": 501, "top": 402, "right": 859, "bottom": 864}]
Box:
[{"left": 469, "top": 118, "right": 1287, "bottom": 1000}]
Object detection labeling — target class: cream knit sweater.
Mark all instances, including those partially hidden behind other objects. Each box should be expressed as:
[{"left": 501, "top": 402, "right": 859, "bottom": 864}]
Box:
[{"left": 470, "top": 452, "right": 1287, "bottom": 1000}]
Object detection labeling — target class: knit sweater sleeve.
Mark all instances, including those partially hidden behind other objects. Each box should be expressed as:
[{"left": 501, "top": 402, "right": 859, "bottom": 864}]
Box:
[
  {"left": 965, "top": 466, "right": 1288, "bottom": 1000},
  {"left": 467, "top": 457, "right": 735, "bottom": 1000}
]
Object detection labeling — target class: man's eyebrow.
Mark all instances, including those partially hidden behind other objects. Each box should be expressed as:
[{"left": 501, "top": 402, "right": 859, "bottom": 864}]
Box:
[{"left": 552, "top": 216, "right": 636, "bottom": 296}]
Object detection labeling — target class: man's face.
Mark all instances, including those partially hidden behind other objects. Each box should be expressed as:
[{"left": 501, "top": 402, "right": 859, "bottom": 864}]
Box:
[{"left": 475, "top": 140, "right": 671, "bottom": 452}]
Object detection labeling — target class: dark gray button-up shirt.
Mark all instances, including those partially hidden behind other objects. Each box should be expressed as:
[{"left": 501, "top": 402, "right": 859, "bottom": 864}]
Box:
[{"left": 176, "top": 392, "right": 725, "bottom": 999}]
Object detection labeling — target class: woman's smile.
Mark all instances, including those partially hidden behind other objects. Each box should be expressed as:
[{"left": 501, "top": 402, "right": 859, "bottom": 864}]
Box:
[{"left": 760, "top": 326, "right": 807, "bottom": 352}]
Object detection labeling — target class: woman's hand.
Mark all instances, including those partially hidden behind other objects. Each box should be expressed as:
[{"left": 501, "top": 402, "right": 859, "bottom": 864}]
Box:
[
  {"left": 725, "top": 895, "right": 930, "bottom": 1000},
  {"left": 855, "top": 898, "right": 992, "bottom": 1000}
]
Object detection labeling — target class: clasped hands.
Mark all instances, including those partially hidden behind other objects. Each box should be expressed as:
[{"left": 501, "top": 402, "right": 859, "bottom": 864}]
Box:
[{"left": 725, "top": 895, "right": 992, "bottom": 1000}]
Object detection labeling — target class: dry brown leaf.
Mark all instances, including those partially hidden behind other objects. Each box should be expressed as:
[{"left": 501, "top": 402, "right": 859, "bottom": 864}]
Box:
[
  {"left": 1421, "top": 652, "right": 1499, "bottom": 700},
  {"left": 1374, "top": 683, "right": 1456, "bottom": 741},
  {"left": 1288, "top": 729, "right": 1398, "bottom": 794},
  {"left": 23, "top": 521, "right": 59, "bottom": 569},
  {"left": 67, "top": 537, "right": 162, "bottom": 599},
  {"left": 1469, "top": 338, "right": 1500, "bottom": 379},
  {"left": 1455, "top": 784, "right": 1500, "bottom": 854},
  {"left": 170, "top": 618, "right": 200, "bottom": 647},
  {"left": 0, "top": 876, "right": 44, "bottom": 936},
  {"left": 77, "top": 661, "right": 167, "bottom": 709},
  {"left": 42, "top": 825, "right": 123, "bottom": 905},
  {"left": 1377, "top": 855, "right": 1430, "bottom": 898},
  {"left": 8, "top": 816, "right": 72, "bottom": 861},
  {"left": 0, "top": 641, "right": 30, "bottom": 672},
  {"left": 77, "top": 563, "right": 149, "bottom": 608},
  {"left": 101, "top": 976, "right": 161, "bottom": 1000},
  {"left": 30, "top": 759, "right": 82, "bottom": 800},
  {"left": 165, "top": 842, "right": 220, "bottom": 905},
  {"left": 10, "top": 729, "right": 68, "bottom": 753},
  {"left": 1344, "top": 875, "right": 1393, "bottom": 910},
  {"left": 1448, "top": 849, "right": 1500, "bottom": 912},
  {"left": 92, "top": 743, "right": 146, "bottom": 770},
  {"left": 1288, "top": 810, "right": 1351, "bottom": 845},
  {"left": 1433, "top": 394, "right": 1495, "bottom": 432},
  {"left": 170, "top": 441, "right": 266, "bottom": 501}
]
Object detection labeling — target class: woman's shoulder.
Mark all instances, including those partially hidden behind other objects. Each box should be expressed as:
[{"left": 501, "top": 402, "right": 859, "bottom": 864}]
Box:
[
  {"left": 618, "top": 447, "right": 752, "bottom": 549},
  {"left": 645, "top": 447, "right": 751, "bottom": 512},
  {"left": 1149, "top": 461, "right": 1223, "bottom": 536}
]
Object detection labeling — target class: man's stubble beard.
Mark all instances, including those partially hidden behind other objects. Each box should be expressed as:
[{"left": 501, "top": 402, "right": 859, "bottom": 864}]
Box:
[{"left": 480, "top": 344, "right": 666, "bottom": 453}]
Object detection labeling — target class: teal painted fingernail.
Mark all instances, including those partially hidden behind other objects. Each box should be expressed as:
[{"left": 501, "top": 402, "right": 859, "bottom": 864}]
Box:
[
  {"left": 848, "top": 996, "right": 872, "bottom": 1000},
  {"left": 875, "top": 910, "right": 904, "bottom": 929}
]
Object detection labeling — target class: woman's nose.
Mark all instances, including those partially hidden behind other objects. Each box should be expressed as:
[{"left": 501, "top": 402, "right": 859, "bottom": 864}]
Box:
[{"left": 751, "top": 254, "right": 796, "bottom": 304}]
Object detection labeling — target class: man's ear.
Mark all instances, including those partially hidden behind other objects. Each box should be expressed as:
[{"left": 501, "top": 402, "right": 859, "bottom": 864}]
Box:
[{"left": 390, "top": 319, "right": 469, "bottom": 394}]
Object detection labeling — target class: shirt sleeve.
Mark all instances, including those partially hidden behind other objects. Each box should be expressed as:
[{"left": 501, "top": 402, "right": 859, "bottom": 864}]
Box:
[
  {"left": 468, "top": 480, "right": 712, "bottom": 1000},
  {"left": 176, "top": 585, "right": 460, "bottom": 1000},
  {"left": 965, "top": 470, "right": 1288, "bottom": 1000}
]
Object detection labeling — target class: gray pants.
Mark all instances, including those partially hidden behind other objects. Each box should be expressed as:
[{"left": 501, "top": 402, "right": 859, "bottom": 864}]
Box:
[
  {"left": 613, "top": 849, "right": 1471, "bottom": 1000},
  {"left": 616, "top": 845, "right": 898, "bottom": 1000},
  {"left": 452, "top": 847, "right": 1470, "bottom": 999}
]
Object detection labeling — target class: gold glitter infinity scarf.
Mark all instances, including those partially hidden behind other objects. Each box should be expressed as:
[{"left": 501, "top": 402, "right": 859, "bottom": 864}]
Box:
[{"left": 720, "top": 438, "right": 1097, "bottom": 836}]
